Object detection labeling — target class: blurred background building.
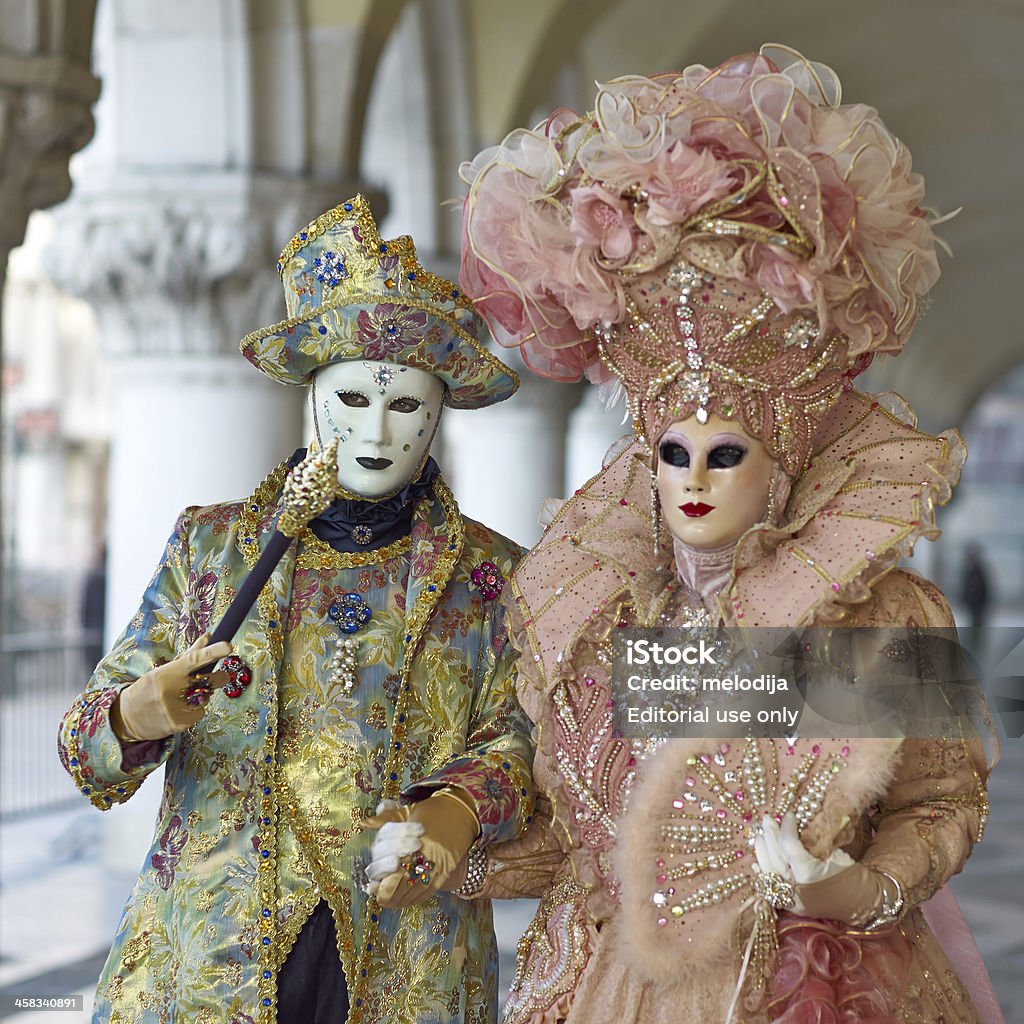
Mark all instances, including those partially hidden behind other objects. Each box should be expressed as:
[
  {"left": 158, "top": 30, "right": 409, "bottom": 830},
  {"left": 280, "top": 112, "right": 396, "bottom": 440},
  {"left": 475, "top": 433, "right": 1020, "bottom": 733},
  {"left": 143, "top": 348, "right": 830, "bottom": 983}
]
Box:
[{"left": 1, "top": 1, "right": 1022, "bottom": 1020}]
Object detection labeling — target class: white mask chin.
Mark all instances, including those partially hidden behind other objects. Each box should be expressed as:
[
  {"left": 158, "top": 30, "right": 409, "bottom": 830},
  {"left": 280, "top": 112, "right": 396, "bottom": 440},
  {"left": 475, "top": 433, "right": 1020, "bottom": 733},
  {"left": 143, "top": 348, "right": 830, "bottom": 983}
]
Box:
[{"left": 312, "top": 360, "right": 444, "bottom": 498}]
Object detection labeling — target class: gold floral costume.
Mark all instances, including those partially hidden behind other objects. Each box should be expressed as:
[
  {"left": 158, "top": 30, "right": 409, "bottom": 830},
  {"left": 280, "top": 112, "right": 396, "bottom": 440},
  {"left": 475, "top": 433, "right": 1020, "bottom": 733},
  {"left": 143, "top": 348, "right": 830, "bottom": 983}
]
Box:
[{"left": 58, "top": 459, "right": 534, "bottom": 1024}]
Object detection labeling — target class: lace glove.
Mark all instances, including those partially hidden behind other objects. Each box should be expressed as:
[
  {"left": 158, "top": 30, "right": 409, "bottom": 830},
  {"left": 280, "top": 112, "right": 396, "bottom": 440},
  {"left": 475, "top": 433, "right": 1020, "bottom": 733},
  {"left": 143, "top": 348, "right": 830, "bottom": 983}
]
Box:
[
  {"left": 110, "top": 634, "right": 232, "bottom": 743},
  {"left": 363, "top": 788, "right": 480, "bottom": 908},
  {"left": 756, "top": 813, "right": 902, "bottom": 928}
]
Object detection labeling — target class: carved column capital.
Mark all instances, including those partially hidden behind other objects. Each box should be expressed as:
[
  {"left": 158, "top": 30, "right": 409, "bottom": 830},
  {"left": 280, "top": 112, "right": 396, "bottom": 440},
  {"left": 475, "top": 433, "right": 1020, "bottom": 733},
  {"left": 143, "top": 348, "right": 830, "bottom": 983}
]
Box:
[
  {"left": 46, "top": 174, "right": 370, "bottom": 359},
  {"left": 0, "top": 49, "right": 101, "bottom": 253}
]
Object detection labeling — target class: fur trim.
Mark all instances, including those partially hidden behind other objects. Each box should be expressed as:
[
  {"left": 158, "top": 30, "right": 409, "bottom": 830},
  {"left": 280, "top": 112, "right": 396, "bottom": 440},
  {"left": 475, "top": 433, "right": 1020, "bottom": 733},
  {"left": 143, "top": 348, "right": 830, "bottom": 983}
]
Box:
[{"left": 613, "top": 736, "right": 904, "bottom": 989}]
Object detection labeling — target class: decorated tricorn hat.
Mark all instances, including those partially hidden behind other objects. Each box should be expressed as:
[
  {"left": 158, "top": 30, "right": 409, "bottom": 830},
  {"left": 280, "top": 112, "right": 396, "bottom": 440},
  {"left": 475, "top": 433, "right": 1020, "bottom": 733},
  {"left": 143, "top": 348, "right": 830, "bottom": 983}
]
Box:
[{"left": 241, "top": 195, "right": 519, "bottom": 409}]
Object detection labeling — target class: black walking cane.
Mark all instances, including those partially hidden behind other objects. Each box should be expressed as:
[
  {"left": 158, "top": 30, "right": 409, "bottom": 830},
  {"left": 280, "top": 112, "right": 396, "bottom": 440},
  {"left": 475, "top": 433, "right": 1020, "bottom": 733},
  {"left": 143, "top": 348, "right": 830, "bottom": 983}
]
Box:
[{"left": 187, "top": 441, "right": 341, "bottom": 692}]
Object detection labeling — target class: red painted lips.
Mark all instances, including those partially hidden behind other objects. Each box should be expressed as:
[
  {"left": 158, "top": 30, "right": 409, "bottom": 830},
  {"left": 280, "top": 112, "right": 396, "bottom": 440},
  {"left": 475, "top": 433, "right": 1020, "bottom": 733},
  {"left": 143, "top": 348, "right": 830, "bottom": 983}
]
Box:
[{"left": 679, "top": 502, "right": 714, "bottom": 517}]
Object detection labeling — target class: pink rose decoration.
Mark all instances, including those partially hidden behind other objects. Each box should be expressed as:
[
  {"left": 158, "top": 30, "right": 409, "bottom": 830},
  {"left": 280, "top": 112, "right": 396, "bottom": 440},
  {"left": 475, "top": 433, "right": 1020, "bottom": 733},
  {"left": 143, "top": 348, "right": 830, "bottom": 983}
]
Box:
[
  {"left": 460, "top": 45, "right": 946, "bottom": 377},
  {"left": 752, "top": 247, "right": 816, "bottom": 312},
  {"left": 645, "top": 143, "right": 738, "bottom": 225},
  {"left": 569, "top": 185, "right": 638, "bottom": 265}
]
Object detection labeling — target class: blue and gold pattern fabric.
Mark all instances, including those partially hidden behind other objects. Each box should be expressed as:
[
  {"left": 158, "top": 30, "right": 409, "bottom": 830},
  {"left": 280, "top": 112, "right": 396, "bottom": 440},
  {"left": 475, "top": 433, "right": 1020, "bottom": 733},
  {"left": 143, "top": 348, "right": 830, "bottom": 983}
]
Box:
[
  {"left": 58, "top": 460, "right": 533, "bottom": 1024},
  {"left": 240, "top": 195, "right": 518, "bottom": 409}
]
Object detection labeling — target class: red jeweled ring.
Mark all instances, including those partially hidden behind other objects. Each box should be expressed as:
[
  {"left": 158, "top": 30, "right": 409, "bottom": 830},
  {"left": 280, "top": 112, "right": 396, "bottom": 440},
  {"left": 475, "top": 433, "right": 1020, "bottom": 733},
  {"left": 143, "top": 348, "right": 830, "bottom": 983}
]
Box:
[
  {"left": 179, "top": 680, "right": 214, "bottom": 707},
  {"left": 219, "top": 655, "right": 253, "bottom": 698}
]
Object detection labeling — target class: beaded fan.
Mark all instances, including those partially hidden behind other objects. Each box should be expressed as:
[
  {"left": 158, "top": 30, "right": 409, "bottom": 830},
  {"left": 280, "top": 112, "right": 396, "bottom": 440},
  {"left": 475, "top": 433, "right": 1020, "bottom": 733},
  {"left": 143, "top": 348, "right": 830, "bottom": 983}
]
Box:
[{"left": 615, "top": 734, "right": 895, "bottom": 1008}]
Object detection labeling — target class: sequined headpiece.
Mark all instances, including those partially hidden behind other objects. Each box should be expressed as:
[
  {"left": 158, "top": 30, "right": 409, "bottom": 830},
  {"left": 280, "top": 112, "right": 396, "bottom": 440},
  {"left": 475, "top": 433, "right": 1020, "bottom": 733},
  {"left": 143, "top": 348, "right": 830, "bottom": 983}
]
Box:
[
  {"left": 241, "top": 195, "right": 518, "bottom": 409},
  {"left": 459, "top": 45, "right": 945, "bottom": 455},
  {"left": 598, "top": 255, "right": 849, "bottom": 473}
]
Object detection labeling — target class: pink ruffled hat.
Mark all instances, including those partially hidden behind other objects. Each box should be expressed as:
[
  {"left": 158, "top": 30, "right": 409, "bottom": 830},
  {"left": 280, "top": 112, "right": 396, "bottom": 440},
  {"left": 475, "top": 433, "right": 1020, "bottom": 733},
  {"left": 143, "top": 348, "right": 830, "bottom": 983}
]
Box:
[{"left": 459, "top": 45, "right": 946, "bottom": 469}]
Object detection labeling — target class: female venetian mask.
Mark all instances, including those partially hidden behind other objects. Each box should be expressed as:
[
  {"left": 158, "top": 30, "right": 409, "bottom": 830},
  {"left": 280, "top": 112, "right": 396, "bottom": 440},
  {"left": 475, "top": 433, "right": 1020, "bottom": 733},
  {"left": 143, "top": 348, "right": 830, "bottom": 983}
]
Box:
[
  {"left": 656, "top": 413, "right": 778, "bottom": 549},
  {"left": 312, "top": 359, "right": 444, "bottom": 498}
]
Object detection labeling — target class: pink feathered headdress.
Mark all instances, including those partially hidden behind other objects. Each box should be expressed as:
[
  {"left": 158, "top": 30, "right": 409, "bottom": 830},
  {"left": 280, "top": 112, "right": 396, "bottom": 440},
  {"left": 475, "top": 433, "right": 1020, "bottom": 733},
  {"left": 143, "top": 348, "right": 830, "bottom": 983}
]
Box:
[{"left": 460, "top": 45, "right": 944, "bottom": 393}]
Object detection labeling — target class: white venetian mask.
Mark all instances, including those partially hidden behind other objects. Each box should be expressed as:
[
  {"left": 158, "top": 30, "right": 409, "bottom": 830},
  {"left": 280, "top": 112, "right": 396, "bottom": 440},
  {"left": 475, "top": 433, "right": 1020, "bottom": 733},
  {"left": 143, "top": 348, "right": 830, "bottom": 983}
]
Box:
[
  {"left": 656, "top": 413, "right": 777, "bottom": 549},
  {"left": 312, "top": 360, "right": 444, "bottom": 498}
]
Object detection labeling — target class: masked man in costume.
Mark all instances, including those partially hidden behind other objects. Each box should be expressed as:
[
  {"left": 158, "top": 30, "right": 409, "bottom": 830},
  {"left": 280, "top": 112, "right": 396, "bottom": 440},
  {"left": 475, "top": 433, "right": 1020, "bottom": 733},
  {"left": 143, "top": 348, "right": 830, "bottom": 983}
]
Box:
[{"left": 58, "top": 195, "right": 535, "bottom": 1024}]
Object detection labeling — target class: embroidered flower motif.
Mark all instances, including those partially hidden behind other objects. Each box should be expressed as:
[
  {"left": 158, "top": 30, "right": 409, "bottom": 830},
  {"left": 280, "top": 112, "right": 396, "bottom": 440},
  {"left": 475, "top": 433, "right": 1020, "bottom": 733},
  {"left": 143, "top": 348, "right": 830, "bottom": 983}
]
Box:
[
  {"left": 438, "top": 608, "right": 471, "bottom": 642},
  {"left": 151, "top": 814, "right": 189, "bottom": 890},
  {"left": 410, "top": 521, "right": 447, "bottom": 579},
  {"left": 78, "top": 690, "right": 117, "bottom": 738},
  {"left": 286, "top": 570, "right": 319, "bottom": 631},
  {"left": 474, "top": 775, "right": 517, "bottom": 827},
  {"left": 471, "top": 560, "right": 505, "bottom": 601},
  {"left": 312, "top": 250, "right": 348, "bottom": 287},
  {"left": 193, "top": 504, "right": 236, "bottom": 535},
  {"left": 179, "top": 569, "right": 218, "bottom": 646},
  {"left": 356, "top": 303, "right": 427, "bottom": 359}
]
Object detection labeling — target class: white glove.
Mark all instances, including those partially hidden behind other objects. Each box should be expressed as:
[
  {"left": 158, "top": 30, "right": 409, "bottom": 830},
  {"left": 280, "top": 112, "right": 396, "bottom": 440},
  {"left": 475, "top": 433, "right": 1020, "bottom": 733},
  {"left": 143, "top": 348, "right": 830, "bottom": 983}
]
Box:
[
  {"left": 753, "top": 813, "right": 806, "bottom": 913},
  {"left": 772, "top": 812, "right": 854, "bottom": 883},
  {"left": 754, "top": 813, "right": 856, "bottom": 913},
  {"left": 364, "top": 800, "right": 419, "bottom": 897},
  {"left": 366, "top": 822, "right": 425, "bottom": 895},
  {"left": 362, "top": 789, "right": 480, "bottom": 908}
]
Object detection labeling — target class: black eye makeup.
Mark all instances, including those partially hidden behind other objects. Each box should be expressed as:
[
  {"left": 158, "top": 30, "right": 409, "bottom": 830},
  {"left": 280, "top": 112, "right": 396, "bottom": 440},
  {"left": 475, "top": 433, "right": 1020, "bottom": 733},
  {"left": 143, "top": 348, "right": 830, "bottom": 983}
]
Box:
[
  {"left": 659, "top": 440, "right": 747, "bottom": 469},
  {"left": 336, "top": 390, "right": 370, "bottom": 408},
  {"left": 659, "top": 441, "right": 690, "bottom": 468},
  {"left": 707, "top": 444, "right": 747, "bottom": 469},
  {"left": 388, "top": 396, "right": 423, "bottom": 413}
]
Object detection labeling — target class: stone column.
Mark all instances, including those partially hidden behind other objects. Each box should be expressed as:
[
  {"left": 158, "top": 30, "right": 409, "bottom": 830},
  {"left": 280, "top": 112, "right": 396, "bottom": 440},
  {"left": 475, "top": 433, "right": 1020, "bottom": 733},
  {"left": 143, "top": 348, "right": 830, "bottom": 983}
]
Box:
[
  {"left": 0, "top": 0, "right": 100, "bottom": 633},
  {"left": 444, "top": 342, "right": 583, "bottom": 549},
  {"left": 0, "top": 0, "right": 100, "bottom": 318},
  {"left": 566, "top": 383, "right": 634, "bottom": 493}
]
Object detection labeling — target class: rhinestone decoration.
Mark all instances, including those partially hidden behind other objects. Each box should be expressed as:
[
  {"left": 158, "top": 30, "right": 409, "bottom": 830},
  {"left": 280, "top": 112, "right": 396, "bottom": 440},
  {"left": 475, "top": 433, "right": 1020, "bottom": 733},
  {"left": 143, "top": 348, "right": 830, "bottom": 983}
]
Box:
[
  {"left": 402, "top": 851, "right": 434, "bottom": 886},
  {"left": 753, "top": 870, "right": 796, "bottom": 910},
  {"left": 351, "top": 524, "right": 374, "bottom": 546},
  {"left": 470, "top": 560, "right": 505, "bottom": 601},
  {"left": 782, "top": 317, "right": 817, "bottom": 349},
  {"left": 364, "top": 361, "right": 406, "bottom": 394},
  {"left": 312, "top": 250, "right": 349, "bottom": 287},
  {"left": 328, "top": 593, "right": 372, "bottom": 634},
  {"left": 180, "top": 680, "right": 214, "bottom": 707},
  {"left": 219, "top": 655, "right": 253, "bottom": 699},
  {"left": 326, "top": 592, "right": 372, "bottom": 696},
  {"left": 673, "top": 285, "right": 712, "bottom": 423}
]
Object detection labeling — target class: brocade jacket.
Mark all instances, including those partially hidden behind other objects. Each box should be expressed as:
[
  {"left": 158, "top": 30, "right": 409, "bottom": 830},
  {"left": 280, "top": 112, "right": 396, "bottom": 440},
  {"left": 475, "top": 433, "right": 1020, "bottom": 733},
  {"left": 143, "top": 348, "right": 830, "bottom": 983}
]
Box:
[{"left": 58, "top": 459, "right": 534, "bottom": 1024}]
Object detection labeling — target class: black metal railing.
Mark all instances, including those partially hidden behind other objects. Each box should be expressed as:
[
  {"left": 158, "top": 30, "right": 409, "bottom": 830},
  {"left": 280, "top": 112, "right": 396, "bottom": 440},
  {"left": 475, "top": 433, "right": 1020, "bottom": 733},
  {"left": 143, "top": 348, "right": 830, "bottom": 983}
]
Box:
[{"left": 1, "top": 630, "right": 103, "bottom": 818}]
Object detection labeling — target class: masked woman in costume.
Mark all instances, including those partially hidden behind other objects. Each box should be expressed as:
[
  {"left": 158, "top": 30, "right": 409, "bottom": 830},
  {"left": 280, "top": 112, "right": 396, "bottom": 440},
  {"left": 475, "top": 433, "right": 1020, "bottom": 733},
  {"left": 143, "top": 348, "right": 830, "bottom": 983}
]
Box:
[{"left": 456, "top": 45, "right": 1003, "bottom": 1024}]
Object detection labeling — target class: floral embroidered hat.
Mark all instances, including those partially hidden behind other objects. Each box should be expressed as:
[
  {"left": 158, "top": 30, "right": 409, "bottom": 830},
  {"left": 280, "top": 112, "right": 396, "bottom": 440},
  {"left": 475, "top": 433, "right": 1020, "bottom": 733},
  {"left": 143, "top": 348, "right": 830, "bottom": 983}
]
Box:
[
  {"left": 241, "top": 195, "right": 519, "bottom": 409},
  {"left": 459, "top": 45, "right": 946, "bottom": 471}
]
